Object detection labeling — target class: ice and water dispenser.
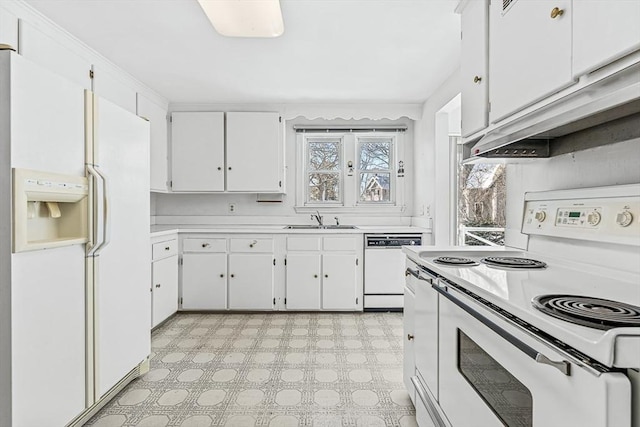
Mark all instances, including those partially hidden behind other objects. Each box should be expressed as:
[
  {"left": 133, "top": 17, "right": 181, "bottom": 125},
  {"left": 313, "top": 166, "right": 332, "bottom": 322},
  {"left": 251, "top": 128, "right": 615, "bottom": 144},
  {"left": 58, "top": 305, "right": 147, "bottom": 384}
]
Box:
[{"left": 12, "top": 168, "right": 89, "bottom": 252}]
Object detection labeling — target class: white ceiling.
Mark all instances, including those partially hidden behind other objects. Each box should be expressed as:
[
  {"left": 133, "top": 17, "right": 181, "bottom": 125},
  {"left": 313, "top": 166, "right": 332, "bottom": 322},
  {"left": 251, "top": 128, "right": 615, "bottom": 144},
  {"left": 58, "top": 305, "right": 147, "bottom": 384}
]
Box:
[{"left": 25, "top": 0, "right": 461, "bottom": 105}]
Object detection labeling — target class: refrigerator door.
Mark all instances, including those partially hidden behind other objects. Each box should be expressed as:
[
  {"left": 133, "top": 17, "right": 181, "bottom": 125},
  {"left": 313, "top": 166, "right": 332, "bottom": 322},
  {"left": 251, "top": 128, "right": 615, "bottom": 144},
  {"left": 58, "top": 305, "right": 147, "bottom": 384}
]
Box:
[
  {"left": 88, "top": 94, "right": 151, "bottom": 400},
  {"left": 3, "top": 52, "right": 86, "bottom": 426}
]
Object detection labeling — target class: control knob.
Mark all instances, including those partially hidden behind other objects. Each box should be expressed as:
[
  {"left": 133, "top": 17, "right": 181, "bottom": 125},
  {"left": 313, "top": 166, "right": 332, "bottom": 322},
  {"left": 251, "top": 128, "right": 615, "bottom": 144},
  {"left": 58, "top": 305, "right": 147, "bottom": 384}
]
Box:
[
  {"left": 534, "top": 210, "right": 546, "bottom": 222},
  {"left": 587, "top": 211, "right": 601, "bottom": 226},
  {"left": 616, "top": 211, "right": 633, "bottom": 227}
]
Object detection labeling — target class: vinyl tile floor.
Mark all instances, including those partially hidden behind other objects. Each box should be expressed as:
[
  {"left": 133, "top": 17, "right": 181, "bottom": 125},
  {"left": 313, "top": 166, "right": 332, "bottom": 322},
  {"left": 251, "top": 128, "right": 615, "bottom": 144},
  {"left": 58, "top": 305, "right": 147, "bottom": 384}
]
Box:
[{"left": 86, "top": 312, "right": 417, "bottom": 427}]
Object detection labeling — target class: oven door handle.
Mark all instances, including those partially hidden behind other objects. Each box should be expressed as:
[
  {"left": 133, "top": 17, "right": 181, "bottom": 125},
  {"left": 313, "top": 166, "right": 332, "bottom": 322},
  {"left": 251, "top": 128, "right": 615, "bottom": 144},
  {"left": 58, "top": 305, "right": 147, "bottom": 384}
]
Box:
[
  {"left": 433, "top": 283, "right": 571, "bottom": 376},
  {"left": 405, "top": 268, "right": 433, "bottom": 283}
]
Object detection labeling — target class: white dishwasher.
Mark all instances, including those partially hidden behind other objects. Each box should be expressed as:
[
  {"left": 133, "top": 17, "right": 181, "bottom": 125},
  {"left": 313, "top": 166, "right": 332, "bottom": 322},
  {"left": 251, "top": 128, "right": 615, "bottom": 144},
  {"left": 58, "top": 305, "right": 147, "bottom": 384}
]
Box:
[{"left": 364, "top": 234, "right": 422, "bottom": 311}]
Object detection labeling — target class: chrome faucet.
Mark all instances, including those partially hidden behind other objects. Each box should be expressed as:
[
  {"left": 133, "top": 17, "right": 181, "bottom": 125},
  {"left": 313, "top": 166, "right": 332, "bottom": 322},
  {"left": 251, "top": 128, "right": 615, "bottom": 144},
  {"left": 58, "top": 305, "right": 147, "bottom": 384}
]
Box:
[{"left": 311, "top": 210, "right": 323, "bottom": 226}]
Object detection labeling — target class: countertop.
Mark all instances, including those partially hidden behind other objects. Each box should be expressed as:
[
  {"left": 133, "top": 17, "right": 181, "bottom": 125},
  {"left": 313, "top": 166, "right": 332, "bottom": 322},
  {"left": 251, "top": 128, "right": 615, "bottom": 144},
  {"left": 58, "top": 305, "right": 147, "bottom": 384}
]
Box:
[{"left": 151, "top": 225, "right": 431, "bottom": 238}]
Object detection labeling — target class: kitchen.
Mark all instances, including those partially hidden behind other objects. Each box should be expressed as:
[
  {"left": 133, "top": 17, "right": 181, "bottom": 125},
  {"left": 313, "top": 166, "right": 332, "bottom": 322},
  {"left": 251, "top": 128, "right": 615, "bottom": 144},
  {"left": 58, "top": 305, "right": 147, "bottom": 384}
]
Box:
[{"left": 0, "top": 0, "right": 638, "bottom": 426}]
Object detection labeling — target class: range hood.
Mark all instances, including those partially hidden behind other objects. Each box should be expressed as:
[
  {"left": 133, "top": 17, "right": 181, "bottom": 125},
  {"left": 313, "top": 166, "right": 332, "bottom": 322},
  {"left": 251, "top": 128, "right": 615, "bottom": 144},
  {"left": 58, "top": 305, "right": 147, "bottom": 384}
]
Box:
[{"left": 467, "top": 61, "right": 640, "bottom": 160}]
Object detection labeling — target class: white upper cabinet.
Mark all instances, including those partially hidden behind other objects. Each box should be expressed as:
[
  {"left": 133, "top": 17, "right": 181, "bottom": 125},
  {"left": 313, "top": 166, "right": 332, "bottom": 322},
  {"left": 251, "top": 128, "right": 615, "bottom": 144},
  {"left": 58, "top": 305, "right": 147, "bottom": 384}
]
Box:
[
  {"left": 460, "top": 0, "right": 489, "bottom": 137},
  {"left": 226, "top": 112, "right": 283, "bottom": 192},
  {"left": 170, "top": 111, "right": 284, "bottom": 193},
  {"left": 138, "top": 94, "right": 169, "bottom": 192},
  {"left": 572, "top": 1, "right": 640, "bottom": 77},
  {"left": 489, "top": 0, "right": 574, "bottom": 122},
  {"left": 171, "top": 112, "right": 225, "bottom": 192}
]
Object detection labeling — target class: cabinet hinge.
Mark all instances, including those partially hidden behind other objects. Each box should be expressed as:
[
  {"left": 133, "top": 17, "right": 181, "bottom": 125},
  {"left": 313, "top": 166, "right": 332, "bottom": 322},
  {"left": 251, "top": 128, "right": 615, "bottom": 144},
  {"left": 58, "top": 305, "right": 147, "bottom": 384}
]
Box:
[
  {"left": 273, "top": 297, "right": 276, "bottom": 305},
  {"left": 179, "top": 257, "right": 183, "bottom": 266},
  {"left": 279, "top": 116, "right": 282, "bottom": 123},
  {"left": 356, "top": 258, "right": 359, "bottom": 266},
  {"left": 89, "top": 69, "right": 94, "bottom": 79},
  {"left": 169, "top": 180, "right": 173, "bottom": 189},
  {"left": 279, "top": 180, "right": 282, "bottom": 188},
  {"left": 284, "top": 258, "right": 287, "bottom": 266},
  {"left": 273, "top": 258, "right": 276, "bottom": 266},
  {"left": 488, "top": 102, "right": 491, "bottom": 112},
  {"left": 169, "top": 115, "right": 173, "bottom": 123},
  {"left": 180, "top": 297, "right": 183, "bottom": 305},
  {"left": 284, "top": 298, "right": 287, "bottom": 305},
  {"left": 356, "top": 297, "right": 359, "bottom": 305}
]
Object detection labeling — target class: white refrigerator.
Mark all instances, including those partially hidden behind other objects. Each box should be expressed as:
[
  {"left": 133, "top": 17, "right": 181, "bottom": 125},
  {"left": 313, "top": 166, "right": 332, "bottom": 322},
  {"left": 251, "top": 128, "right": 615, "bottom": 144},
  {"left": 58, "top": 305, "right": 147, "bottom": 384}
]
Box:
[{"left": 0, "top": 50, "right": 151, "bottom": 426}]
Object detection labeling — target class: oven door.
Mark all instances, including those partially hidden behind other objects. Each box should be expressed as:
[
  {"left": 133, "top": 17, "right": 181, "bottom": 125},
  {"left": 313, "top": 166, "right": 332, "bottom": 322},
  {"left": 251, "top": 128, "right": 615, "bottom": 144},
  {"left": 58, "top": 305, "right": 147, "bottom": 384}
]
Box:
[{"left": 436, "top": 282, "right": 631, "bottom": 427}]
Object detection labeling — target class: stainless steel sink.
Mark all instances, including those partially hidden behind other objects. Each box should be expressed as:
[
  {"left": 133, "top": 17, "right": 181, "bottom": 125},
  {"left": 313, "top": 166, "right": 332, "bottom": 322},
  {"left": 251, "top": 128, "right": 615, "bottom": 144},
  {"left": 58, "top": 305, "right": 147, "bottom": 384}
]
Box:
[{"left": 284, "top": 225, "right": 358, "bottom": 230}]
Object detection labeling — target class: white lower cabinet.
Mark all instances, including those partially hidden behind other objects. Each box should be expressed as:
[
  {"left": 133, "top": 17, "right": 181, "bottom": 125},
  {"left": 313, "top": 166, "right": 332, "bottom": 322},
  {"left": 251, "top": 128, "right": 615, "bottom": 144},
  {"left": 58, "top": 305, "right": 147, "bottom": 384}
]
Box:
[
  {"left": 322, "top": 253, "right": 357, "bottom": 310},
  {"left": 228, "top": 253, "right": 275, "bottom": 310},
  {"left": 151, "top": 237, "right": 179, "bottom": 327},
  {"left": 152, "top": 255, "right": 178, "bottom": 327},
  {"left": 285, "top": 253, "right": 322, "bottom": 310},
  {"left": 285, "top": 235, "right": 361, "bottom": 311},
  {"left": 403, "top": 285, "right": 416, "bottom": 403},
  {"left": 182, "top": 252, "right": 227, "bottom": 310}
]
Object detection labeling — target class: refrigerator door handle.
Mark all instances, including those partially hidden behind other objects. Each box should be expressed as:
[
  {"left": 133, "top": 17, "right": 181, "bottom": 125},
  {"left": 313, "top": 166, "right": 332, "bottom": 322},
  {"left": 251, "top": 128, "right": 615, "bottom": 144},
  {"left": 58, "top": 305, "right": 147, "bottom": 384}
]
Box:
[
  {"left": 94, "top": 166, "right": 111, "bottom": 254},
  {"left": 86, "top": 164, "right": 104, "bottom": 256}
]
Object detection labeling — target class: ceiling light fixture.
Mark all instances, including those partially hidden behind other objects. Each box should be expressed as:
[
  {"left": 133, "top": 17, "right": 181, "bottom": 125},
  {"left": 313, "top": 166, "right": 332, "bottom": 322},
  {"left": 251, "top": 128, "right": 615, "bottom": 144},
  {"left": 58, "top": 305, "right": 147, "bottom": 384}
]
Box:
[{"left": 197, "top": 0, "right": 284, "bottom": 38}]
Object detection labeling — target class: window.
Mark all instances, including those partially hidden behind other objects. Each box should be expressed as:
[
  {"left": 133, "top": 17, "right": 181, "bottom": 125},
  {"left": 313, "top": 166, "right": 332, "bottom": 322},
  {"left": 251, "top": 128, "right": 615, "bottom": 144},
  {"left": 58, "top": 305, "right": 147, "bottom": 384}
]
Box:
[
  {"left": 358, "top": 138, "right": 393, "bottom": 203},
  {"left": 296, "top": 130, "right": 405, "bottom": 211},
  {"left": 306, "top": 138, "right": 342, "bottom": 203}
]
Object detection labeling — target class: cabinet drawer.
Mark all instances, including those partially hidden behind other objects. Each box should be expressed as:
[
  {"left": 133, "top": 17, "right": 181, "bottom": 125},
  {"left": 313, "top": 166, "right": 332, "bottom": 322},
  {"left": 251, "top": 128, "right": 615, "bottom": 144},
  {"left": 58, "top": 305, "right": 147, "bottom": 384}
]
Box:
[
  {"left": 183, "top": 238, "right": 227, "bottom": 253},
  {"left": 323, "top": 237, "right": 357, "bottom": 251},
  {"left": 287, "top": 236, "right": 321, "bottom": 251},
  {"left": 230, "top": 238, "right": 274, "bottom": 253},
  {"left": 152, "top": 239, "right": 178, "bottom": 261}
]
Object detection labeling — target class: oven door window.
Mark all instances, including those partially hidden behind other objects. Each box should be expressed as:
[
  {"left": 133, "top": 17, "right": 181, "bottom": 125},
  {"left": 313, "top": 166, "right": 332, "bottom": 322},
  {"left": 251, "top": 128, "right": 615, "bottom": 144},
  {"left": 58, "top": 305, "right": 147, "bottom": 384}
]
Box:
[{"left": 458, "top": 329, "right": 533, "bottom": 427}]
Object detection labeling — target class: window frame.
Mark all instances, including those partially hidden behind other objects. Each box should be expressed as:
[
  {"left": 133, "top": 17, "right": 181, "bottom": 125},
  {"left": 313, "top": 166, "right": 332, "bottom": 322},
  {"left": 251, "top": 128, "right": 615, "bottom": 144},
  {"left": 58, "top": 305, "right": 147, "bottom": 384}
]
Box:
[
  {"left": 295, "top": 130, "right": 406, "bottom": 213},
  {"left": 304, "top": 136, "right": 344, "bottom": 205},
  {"left": 356, "top": 135, "right": 396, "bottom": 206}
]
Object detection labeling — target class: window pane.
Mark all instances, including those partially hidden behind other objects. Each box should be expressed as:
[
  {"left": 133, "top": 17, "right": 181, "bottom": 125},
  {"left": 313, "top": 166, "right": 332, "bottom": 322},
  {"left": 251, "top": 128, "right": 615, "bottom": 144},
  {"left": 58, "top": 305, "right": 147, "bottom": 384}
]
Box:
[
  {"left": 309, "top": 141, "right": 340, "bottom": 171},
  {"left": 359, "top": 141, "right": 391, "bottom": 170},
  {"left": 308, "top": 173, "right": 340, "bottom": 202},
  {"left": 359, "top": 173, "right": 390, "bottom": 202}
]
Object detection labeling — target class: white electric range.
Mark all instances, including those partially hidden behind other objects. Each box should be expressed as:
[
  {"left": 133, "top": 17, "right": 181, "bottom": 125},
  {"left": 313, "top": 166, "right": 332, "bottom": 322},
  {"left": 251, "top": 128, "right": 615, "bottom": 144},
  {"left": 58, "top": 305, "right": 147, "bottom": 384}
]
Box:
[{"left": 403, "top": 184, "right": 640, "bottom": 427}]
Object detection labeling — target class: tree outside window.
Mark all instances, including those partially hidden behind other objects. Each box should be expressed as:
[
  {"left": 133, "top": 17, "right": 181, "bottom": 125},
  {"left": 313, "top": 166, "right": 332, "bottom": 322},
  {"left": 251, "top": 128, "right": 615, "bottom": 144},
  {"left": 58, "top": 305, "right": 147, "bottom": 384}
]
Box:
[
  {"left": 307, "top": 139, "right": 342, "bottom": 203},
  {"left": 358, "top": 138, "right": 393, "bottom": 203}
]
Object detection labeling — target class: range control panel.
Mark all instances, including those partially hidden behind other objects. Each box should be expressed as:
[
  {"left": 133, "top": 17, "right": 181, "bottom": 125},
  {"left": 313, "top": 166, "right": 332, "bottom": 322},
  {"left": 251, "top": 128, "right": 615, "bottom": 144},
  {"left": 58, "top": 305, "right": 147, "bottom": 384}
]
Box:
[{"left": 522, "top": 190, "right": 640, "bottom": 246}]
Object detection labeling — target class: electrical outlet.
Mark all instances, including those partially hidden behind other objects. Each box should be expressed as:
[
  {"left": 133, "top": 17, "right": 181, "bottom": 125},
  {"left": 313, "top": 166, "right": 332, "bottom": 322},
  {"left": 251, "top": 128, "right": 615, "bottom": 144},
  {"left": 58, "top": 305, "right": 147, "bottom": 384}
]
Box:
[{"left": 228, "top": 203, "right": 236, "bottom": 213}]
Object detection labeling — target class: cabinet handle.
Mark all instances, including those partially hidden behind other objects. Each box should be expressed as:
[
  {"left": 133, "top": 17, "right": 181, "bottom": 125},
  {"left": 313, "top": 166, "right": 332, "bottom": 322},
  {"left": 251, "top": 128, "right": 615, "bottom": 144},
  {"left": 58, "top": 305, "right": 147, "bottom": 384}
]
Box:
[
  {"left": 407, "top": 334, "right": 414, "bottom": 341},
  {"left": 217, "top": 167, "right": 222, "bottom": 171},
  {"left": 155, "top": 284, "right": 161, "bottom": 288},
  {"left": 324, "top": 274, "right": 328, "bottom": 278},
  {"left": 230, "top": 274, "right": 235, "bottom": 278},
  {"left": 228, "top": 167, "right": 232, "bottom": 170},
  {"left": 550, "top": 7, "right": 564, "bottom": 19},
  {"left": 473, "top": 75, "right": 482, "bottom": 83},
  {"left": 314, "top": 274, "right": 318, "bottom": 278},
  {"left": 249, "top": 240, "right": 258, "bottom": 248},
  {"left": 220, "top": 274, "right": 224, "bottom": 278},
  {"left": 165, "top": 246, "right": 170, "bottom": 251},
  {"left": 202, "top": 243, "right": 210, "bottom": 248}
]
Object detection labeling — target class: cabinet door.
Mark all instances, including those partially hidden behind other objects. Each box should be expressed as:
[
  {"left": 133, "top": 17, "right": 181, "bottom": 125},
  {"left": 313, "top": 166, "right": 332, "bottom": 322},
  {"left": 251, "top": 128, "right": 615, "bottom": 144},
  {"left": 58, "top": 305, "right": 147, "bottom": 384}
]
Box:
[
  {"left": 171, "top": 112, "right": 225, "bottom": 192},
  {"left": 573, "top": 1, "right": 640, "bottom": 77},
  {"left": 286, "top": 254, "right": 321, "bottom": 310},
  {"left": 322, "top": 253, "right": 357, "bottom": 310},
  {"left": 182, "top": 253, "right": 227, "bottom": 309},
  {"left": 138, "top": 94, "right": 169, "bottom": 192},
  {"left": 226, "top": 112, "right": 283, "bottom": 192},
  {"left": 461, "top": 0, "right": 489, "bottom": 137},
  {"left": 489, "top": 0, "right": 573, "bottom": 122},
  {"left": 152, "top": 255, "right": 178, "bottom": 328},
  {"left": 403, "top": 286, "right": 416, "bottom": 402},
  {"left": 228, "top": 254, "right": 275, "bottom": 310}
]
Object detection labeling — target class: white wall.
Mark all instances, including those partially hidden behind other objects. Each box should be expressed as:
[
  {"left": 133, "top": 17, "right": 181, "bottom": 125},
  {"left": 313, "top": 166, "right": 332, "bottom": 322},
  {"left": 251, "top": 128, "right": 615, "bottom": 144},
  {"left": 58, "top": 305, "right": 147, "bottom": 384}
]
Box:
[
  {"left": 412, "top": 70, "right": 461, "bottom": 241},
  {"left": 153, "top": 116, "right": 415, "bottom": 226},
  {"left": 505, "top": 137, "right": 640, "bottom": 248}
]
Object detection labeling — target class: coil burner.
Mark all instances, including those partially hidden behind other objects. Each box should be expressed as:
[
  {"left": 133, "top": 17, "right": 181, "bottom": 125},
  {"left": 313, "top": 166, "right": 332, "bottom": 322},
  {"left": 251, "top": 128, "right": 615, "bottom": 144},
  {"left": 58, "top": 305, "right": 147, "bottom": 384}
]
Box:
[
  {"left": 433, "top": 256, "right": 479, "bottom": 267},
  {"left": 480, "top": 256, "right": 547, "bottom": 269},
  {"left": 532, "top": 295, "right": 640, "bottom": 330}
]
